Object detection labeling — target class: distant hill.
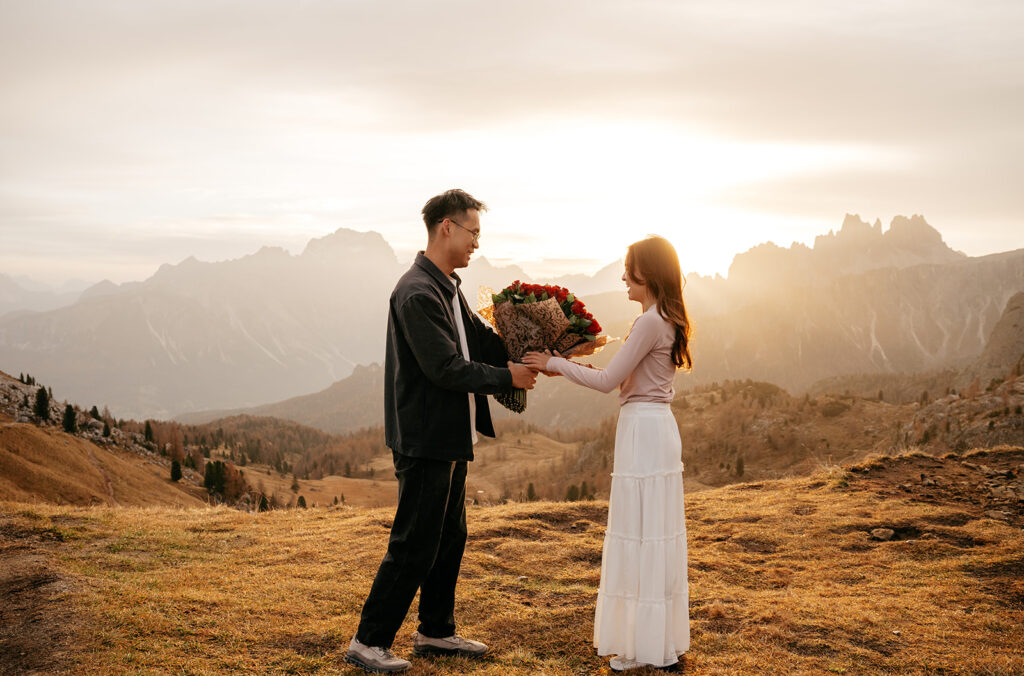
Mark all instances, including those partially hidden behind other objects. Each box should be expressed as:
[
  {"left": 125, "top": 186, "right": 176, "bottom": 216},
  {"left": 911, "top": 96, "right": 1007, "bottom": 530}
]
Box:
[
  {"left": 0, "top": 369, "right": 208, "bottom": 508},
  {"left": 959, "top": 291, "right": 1024, "bottom": 389},
  {"left": 0, "top": 273, "right": 83, "bottom": 318},
  {"left": 0, "top": 421, "right": 206, "bottom": 507},
  {"left": 177, "top": 363, "right": 386, "bottom": 432},
  {"left": 807, "top": 289, "right": 1024, "bottom": 403},
  {"left": 905, "top": 372, "right": 1024, "bottom": 454}
]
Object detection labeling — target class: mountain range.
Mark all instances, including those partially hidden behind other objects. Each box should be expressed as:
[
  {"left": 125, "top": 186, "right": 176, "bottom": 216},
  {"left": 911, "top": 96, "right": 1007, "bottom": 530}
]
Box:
[
  {"left": 1, "top": 214, "right": 1021, "bottom": 422},
  {"left": 0, "top": 274, "right": 91, "bottom": 318},
  {"left": 0, "top": 230, "right": 626, "bottom": 420}
]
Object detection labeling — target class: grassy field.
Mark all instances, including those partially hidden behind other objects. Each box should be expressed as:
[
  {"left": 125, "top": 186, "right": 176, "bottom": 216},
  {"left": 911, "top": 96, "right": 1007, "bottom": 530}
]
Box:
[{"left": 2, "top": 448, "right": 1022, "bottom": 675}]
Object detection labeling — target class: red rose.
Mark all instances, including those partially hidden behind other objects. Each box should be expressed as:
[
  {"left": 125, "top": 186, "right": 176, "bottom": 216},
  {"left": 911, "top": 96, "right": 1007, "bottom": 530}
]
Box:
[
  {"left": 587, "top": 322, "right": 601, "bottom": 334},
  {"left": 571, "top": 301, "right": 584, "bottom": 314}
]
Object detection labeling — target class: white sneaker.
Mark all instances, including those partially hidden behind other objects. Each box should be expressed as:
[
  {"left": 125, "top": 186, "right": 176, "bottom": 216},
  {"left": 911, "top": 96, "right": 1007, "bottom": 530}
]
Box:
[
  {"left": 344, "top": 636, "right": 411, "bottom": 673},
  {"left": 411, "top": 631, "right": 489, "bottom": 657},
  {"left": 610, "top": 656, "right": 678, "bottom": 672},
  {"left": 610, "top": 656, "right": 644, "bottom": 672}
]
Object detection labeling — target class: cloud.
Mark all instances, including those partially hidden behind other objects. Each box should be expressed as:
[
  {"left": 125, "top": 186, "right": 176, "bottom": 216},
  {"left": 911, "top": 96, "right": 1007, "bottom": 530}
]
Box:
[
  {"left": 1, "top": 0, "right": 1021, "bottom": 285},
  {"left": 4, "top": 1, "right": 1021, "bottom": 139}
]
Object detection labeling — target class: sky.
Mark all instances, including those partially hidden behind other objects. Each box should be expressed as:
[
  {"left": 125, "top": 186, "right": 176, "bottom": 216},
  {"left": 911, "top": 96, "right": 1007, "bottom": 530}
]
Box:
[{"left": 1, "top": 0, "right": 1022, "bottom": 288}]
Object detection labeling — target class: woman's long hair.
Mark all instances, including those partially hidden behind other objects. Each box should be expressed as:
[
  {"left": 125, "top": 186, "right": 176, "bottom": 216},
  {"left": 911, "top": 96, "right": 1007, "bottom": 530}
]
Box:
[{"left": 625, "top": 235, "right": 693, "bottom": 370}]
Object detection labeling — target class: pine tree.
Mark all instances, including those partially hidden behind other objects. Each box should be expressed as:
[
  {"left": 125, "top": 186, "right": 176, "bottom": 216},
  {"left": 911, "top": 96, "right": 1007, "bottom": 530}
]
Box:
[
  {"left": 204, "top": 460, "right": 227, "bottom": 495},
  {"left": 62, "top": 404, "right": 77, "bottom": 433},
  {"left": 290, "top": 475, "right": 300, "bottom": 493},
  {"left": 580, "top": 481, "right": 590, "bottom": 499},
  {"left": 526, "top": 482, "right": 537, "bottom": 501},
  {"left": 33, "top": 386, "right": 50, "bottom": 421},
  {"left": 144, "top": 421, "right": 154, "bottom": 443},
  {"left": 23, "top": 393, "right": 29, "bottom": 408},
  {"left": 258, "top": 495, "right": 269, "bottom": 512},
  {"left": 171, "top": 460, "right": 182, "bottom": 482},
  {"left": 90, "top": 405, "right": 101, "bottom": 420},
  {"left": 103, "top": 421, "right": 111, "bottom": 438},
  {"left": 297, "top": 495, "right": 307, "bottom": 509},
  {"left": 736, "top": 455, "right": 745, "bottom": 478},
  {"left": 565, "top": 484, "right": 580, "bottom": 502}
]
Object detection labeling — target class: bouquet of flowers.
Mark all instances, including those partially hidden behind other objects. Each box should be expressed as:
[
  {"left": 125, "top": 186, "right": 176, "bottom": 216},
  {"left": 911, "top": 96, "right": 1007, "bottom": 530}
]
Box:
[{"left": 479, "top": 281, "right": 609, "bottom": 412}]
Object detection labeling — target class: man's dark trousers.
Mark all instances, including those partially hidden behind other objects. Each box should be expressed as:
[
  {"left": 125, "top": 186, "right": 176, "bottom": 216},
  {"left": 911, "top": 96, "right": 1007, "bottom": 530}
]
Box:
[{"left": 355, "top": 451, "right": 468, "bottom": 648}]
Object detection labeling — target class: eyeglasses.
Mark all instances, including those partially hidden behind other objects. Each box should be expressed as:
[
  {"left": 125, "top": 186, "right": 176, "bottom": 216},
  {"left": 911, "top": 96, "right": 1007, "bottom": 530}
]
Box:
[{"left": 446, "top": 218, "right": 480, "bottom": 244}]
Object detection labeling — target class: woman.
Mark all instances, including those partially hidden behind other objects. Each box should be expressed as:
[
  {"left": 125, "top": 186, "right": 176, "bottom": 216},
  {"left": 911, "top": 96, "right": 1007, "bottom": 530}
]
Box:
[{"left": 524, "top": 235, "right": 693, "bottom": 672}]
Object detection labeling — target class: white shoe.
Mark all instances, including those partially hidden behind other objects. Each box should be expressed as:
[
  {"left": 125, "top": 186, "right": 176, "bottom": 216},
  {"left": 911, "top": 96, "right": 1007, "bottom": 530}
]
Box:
[
  {"left": 610, "top": 656, "right": 644, "bottom": 672},
  {"left": 411, "top": 631, "right": 489, "bottom": 657},
  {"left": 344, "top": 636, "right": 411, "bottom": 673},
  {"left": 610, "top": 655, "right": 678, "bottom": 672}
]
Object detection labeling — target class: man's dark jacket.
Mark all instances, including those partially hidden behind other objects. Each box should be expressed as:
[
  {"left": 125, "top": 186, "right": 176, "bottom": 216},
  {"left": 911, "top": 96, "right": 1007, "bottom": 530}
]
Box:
[{"left": 384, "top": 252, "right": 512, "bottom": 462}]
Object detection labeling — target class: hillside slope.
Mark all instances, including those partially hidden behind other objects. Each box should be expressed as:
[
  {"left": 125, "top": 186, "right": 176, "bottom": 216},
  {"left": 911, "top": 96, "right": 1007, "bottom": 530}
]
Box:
[
  {"left": 0, "top": 422, "right": 206, "bottom": 507},
  {"left": 2, "top": 447, "right": 1021, "bottom": 675}
]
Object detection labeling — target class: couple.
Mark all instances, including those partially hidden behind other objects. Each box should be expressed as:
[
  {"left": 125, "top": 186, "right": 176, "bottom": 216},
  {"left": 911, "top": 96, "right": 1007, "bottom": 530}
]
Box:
[{"left": 344, "top": 189, "right": 693, "bottom": 673}]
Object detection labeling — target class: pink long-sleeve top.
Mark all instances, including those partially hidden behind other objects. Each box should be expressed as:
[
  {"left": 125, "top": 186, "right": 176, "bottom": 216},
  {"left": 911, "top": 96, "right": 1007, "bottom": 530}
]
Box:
[{"left": 546, "top": 304, "right": 677, "bottom": 406}]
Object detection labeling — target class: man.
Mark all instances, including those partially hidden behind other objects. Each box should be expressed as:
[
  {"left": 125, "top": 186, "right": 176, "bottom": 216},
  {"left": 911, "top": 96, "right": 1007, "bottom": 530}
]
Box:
[{"left": 345, "top": 189, "right": 537, "bottom": 673}]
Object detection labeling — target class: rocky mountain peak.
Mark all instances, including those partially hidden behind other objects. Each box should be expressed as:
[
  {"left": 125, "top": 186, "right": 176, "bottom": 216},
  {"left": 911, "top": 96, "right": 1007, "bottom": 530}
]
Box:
[
  {"left": 884, "top": 214, "right": 946, "bottom": 250},
  {"left": 729, "top": 213, "right": 968, "bottom": 288},
  {"left": 300, "top": 228, "right": 396, "bottom": 264},
  {"left": 838, "top": 213, "right": 882, "bottom": 238}
]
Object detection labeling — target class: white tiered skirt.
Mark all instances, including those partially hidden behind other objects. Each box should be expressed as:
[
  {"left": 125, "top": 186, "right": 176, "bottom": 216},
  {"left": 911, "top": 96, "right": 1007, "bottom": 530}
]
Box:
[{"left": 594, "top": 402, "right": 689, "bottom": 667}]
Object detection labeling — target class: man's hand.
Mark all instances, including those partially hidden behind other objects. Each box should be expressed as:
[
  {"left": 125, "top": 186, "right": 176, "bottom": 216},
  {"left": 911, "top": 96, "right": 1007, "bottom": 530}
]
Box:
[{"left": 508, "top": 362, "right": 538, "bottom": 390}]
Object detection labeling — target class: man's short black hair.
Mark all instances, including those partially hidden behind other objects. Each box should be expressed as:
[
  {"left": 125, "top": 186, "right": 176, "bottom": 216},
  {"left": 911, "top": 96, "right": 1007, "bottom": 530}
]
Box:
[{"left": 422, "top": 189, "right": 487, "bottom": 234}]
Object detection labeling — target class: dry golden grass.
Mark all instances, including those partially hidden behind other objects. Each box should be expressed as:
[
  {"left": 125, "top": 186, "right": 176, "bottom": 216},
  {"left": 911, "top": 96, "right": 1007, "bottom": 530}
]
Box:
[
  {"left": 2, "top": 448, "right": 1022, "bottom": 675},
  {"left": 0, "top": 422, "right": 205, "bottom": 508},
  {"left": 243, "top": 464, "right": 397, "bottom": 509}
]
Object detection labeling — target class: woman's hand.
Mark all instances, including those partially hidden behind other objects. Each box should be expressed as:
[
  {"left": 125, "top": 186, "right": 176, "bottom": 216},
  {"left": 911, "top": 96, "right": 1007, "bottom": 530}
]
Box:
[{"left": 523, "top": 350, "right": 563, "bottom": 376}]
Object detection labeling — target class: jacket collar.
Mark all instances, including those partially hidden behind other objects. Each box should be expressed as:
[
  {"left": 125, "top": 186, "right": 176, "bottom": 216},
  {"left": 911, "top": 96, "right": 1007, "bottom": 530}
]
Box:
[{"left": 415, "top": 251, "right": 461, "bottom": 294}]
